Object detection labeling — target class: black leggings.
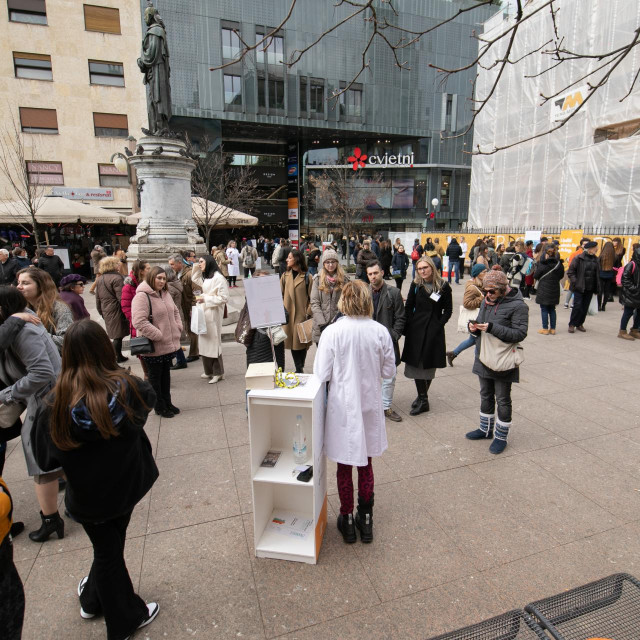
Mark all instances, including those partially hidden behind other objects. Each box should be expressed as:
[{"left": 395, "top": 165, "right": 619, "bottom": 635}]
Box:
[
  {"left": 112, "top": 337, "right": 124, "bottom": 358},
  {"left": 395, "top": 277, "right": 403, "bottom": 289},
  {"left": 144, "top": 354, "right": 173, "bottom": 412},
  {"left": 227, "top": 276, "right": 237, "bottom": 286},
  {"left": 291, "top": 349, "right": 307, "bottom": 373}
]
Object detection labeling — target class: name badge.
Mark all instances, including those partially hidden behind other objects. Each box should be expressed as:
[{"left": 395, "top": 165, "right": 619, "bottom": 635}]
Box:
[{"left": 430, "top": 292, "right": 441, "bottom": 302}]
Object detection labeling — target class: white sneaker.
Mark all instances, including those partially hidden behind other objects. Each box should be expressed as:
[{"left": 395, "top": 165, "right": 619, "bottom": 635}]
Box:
[
  {"left": 209, "top": 375, "right": 221, "bottom": 384},
  {"left": 200, "top": 373, "right": 212, "bottom": 379},
  {"left": 78, "top": 576, "right": 95, "bottom": 619},
  {"left": 124, "top": 602, "right": 160, "bottom": 639}
]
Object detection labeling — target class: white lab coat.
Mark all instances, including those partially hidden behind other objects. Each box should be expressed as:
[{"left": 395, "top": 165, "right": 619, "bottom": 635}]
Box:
[
  {"left": 314, "top": 316, "right": 396, "bottom": 466},
  {"left": 191, "top": 266, "right": 228, "bottom": 357},
  {"left": 226, "top": 247, "right": 240, "bottom": 277}
]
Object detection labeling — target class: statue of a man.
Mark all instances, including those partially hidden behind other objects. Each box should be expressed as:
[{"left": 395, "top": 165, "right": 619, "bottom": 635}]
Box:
[{"left": 138, "top": 2, "right": 171, "bottom": 135}]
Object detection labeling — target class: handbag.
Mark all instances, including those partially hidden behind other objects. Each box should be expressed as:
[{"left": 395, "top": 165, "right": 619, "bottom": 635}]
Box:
[
  {"left": 0, "top": 402, "right": 26, "bottom": 428},
  {"left": 296, "top": 318, "right": 314, "bottom": 344},
  {"left": 270, "top": 325, "right": 287, "bottom": 346},
  {"left": 130, "top": 294, "right": 155, "bottom": 356},
  {"left": 457, "top": 306, "right": 477, "bottom": 333},
  {"left": 190, "top": 304, "right": 207, "bottom": 335},
  {"left": 235, "top": 305, "right": 255, "bottom": 346},
  {"left": 479, "top": 331, "right": 524, "bottom": 372}
]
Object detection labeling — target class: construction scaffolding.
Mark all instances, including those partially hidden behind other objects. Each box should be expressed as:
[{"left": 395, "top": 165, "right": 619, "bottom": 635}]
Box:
[{"left": 469, "top": 0, "right": 640, "bottom": 229}]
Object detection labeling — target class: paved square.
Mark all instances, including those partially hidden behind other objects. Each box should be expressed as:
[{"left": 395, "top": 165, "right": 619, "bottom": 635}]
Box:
[{"left": 8, "top": 280, "right": 640, "bottom": 639}]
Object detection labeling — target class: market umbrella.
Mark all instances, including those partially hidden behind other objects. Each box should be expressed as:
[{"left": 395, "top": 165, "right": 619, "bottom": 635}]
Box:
[{"left": 0, "top": 196, "right": 127, "bottom": 224}]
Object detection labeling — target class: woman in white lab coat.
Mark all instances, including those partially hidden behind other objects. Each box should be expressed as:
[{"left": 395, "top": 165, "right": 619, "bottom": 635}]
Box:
[
  {"left": 225, "top": 240, "right": 240, "bottom": 288},
  {"left": 314, "top": 280, "right": 396, "bottom": 545}
]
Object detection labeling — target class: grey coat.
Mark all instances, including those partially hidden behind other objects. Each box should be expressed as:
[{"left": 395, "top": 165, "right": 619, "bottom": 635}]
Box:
[
  {"left": 370, "top": 282, "right": 406, "bottom": 365},
  {"left": 470, "top": 287, "right": 529, "bottom": 383},
  {"left": 0, "top": 317, "right": 61, "bottom": 476},
  {"left": 310, "top": 274, "right": 350, "bottom": 343}
]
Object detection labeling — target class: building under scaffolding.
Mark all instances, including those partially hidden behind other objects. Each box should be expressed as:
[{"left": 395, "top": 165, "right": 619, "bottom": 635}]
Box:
[{"left": 469, "top": 0, "right": 640, "bottom": 230}]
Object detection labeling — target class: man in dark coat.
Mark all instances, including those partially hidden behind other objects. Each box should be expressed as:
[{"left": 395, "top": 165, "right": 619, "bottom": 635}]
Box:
[
  {"left": 168, "top": 252, "right": 199, "bottom": 362},
  {"left": 445, "top": 238, "right": 463, "bottom": 285},
  {"left": 0, "top": 249, "right": 19, "bottom": 285},
  {"left": 37, "top": 247, "right": 65, "bottom": 286},
  {"left": 367, "top": 260, "right": 405, "bottom": 422},
  {"left": 567, "top": 241, "right": 599, "bottom": 333}
]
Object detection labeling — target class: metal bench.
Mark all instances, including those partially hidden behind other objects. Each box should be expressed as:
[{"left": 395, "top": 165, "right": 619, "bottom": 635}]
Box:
[{"left": 427, "top": 609, "right": 548, "bottom": 640}]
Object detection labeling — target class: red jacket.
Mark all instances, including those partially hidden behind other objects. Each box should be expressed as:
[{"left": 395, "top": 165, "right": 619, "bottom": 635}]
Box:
[{"left": 121, "top": 273, "right": 138, "bottom": 337}]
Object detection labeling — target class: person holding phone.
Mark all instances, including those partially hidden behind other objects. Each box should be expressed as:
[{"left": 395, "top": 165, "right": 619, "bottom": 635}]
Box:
[{"left": 465, "top": 269, "right": 528, "bottom": 454}]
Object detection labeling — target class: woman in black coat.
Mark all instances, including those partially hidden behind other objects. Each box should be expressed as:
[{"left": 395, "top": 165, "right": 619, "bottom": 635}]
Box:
[
  {"left": 32, "top": 320, "right": 160, "bottom": 640},
  {"left": 401, "top": 256, "right": 452, "bottom": 415},
  {"left": 391, "top": 245, "right": 410, "bottom": 290},
  {"left": 379, "top": 240, "right": 393, "bottom": 279},
  {"left": 533, "top": 244, "right": 564, "bottom": 335}
]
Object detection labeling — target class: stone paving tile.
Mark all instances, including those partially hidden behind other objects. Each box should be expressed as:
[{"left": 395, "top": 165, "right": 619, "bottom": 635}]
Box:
[
  {"left": 139, "top": 517, "right": 265, "bottom": 639},
  {"left": 2, "top": 438, "right": 29, "bottom": 484},
  {"left": 21, "top": 536, "right": 145, "bottom": 640},
  {"left": 576, "top": 432, "right": 640, "bottom": 480},
  {"left": 221, "top": 401, "right": 251, "bottom": 447},
  {"left": 9, "top": 479, "right": 49, "bottom": 563},
  {"left": 230, "top": 444, "right": 253, "bottom": 514},
  {"left": 526, "top": 443, "right": 640, "bottom": 521},
  {"left": 216, "top": 374, "right": 253, "bottom": 405},
  {"left": 170, "top": 378, "right": 221, "bottom": 409},
  {"left": 144, "top": 412, "right": 160, "bottom": 457},
  {"left": 243, "top": 513, "right": 381, "bottom": 638},
  {"left": 469, "top": 455, "right": 622, "bottom": 545},
  {"left": 410, "top": 467, "right": 556, "bottom": 572},
  {"left": 330, "top": 480, "right": 471, "bottom": 603},
  {"left": 15, "top": 557, "right": 35, "bottom": 583},
  {"left": 147, "top": 448, "right": 240, "bottom": 533},
  {"left": 156, "top": 406, "right": 227, "bottom": 459}
]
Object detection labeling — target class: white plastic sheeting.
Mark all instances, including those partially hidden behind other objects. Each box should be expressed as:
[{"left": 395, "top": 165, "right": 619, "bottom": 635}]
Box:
[{"left": 469, "top": 0, "right": 640, "bottom": 228}]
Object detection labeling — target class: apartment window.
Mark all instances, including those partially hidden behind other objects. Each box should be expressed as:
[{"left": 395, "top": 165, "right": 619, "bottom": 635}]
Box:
[
  {"left": 256, "top": 32, "right": 283, "bottom": 65},
  {"left": 27, "top": 161, "right": 63, "bottom": 185},
  {"left": 13, "top": 52, "right": 52, "bottom": 80},
  {"left": 83, "top": 4, "right": 120, "bottom": 34},
  {"left": 223, "top": 75, "right": 242, "bottom": 106},
  {"left": 93, "top": 112, "right": 128, "bottom": 137},
  {"left": 98, "top": 163, "right": 128, "bottom": 187},
  {"left": 89, "top": 60, "right": 124, "bottom": 86},
  {"left": 221, "top": 27, "right": 241, "bottom": 59},
  {"left": 268, "top": 76, "right": 284, "bottom": 110},
  {"left": 339, "top": 86, "right": 362, "bottom": 118},
  {"left": 309, "top": 79, "right": 324, "bottom": 114},
  {"left": 8, "top": 0, "right": 47, "bottom": 24},
  {"left": 299, "top": 77, "right": 307, "bottom": 114},
  {"left": 440, "top": 171, "right": 452, "bottom": 209},
  {"left": 19, "top": 107, "right": 58, "bottom": 134}
]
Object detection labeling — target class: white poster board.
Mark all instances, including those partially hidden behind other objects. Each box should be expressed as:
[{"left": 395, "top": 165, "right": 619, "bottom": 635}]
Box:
[
  {"left": 244, "top": 274, "right": 286, "bottom": 329},
  {"left": 525, "top": 230, "right": 541, "bottom": 246},
  {"left": 53, "top": 248, "right": 70, "bottom": 269}
]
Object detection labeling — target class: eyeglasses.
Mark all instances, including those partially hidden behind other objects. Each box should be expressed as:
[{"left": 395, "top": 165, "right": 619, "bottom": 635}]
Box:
[
  {"left": 483, "top": 288, "right": 497, "bottom": 294},
  {"left": 324, "top": 260, "right": 337, "bottom": 265},
  {"left": 417, "top": 266, "right": 431, "bottom": 271}
]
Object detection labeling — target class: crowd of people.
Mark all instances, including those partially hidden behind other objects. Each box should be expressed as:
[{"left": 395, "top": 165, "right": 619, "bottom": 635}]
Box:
[{"left": 0, "top": 229, "right": 638, "bottom": 636}]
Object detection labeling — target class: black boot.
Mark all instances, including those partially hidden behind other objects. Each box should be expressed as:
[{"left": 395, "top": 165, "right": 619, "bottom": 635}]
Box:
[
  {"left": 29, "top": 510, "right": 64, "bottom": 542},
  {"left": 410, "top": 396, "right": 421, "bottom": 410},
  {"left": 337, "top": 513, "right": 357, "bottom": 543},
  {"left": 409, "top": 379, "right": 430, "bottom": 416},
  {"left": 355, "top": 494, "right": 374, "bottom": 543}
]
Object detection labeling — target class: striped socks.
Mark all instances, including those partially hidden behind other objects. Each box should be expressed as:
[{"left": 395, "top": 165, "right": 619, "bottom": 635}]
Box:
[{"left": 490, "top": 420, "right": 511, "bottom": 454}]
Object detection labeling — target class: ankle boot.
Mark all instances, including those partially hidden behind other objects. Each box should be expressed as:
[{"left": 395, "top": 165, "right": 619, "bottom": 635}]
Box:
[
  {"left": 409, "top": 379, "right": 430, "bottom": 415},
  {"left": 618, "top": 330, "right": 635, "bottom": 341},
  {"left": 466, "top": 412, "right": 495, "bottom": 440},
  {"left": 337, "top": 513, "right": 357, "bottom": 543},
  {"left": 29, "top": 510, "right": 64, "bottom": 542},
  {"left": 490, "top": 420, "right": 511, "bottom": 454},
  {"left": 355, "top": 494, "right": 374, "bottom": 543},
  {"left": 630, "top": 328, "right": 640, "bottom": 339}
]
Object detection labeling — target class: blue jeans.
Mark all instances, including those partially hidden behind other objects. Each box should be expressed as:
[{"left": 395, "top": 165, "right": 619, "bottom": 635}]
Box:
[
  {"left": 308, "top": 266, "right": 317, "bottom": 276},
  {"left": 453, "top": 334, "right": 476, "bottom": 356},
  {"left": 381, "top": 374, "right": 396, "bottom": 410},
  {"left": 540, "top": 304, "right": 557, "bottom": 330},
  {"left": 620, "top": 306, "right": 640, "bottom": 331},
  {"left": 447, "top": 259, "right": 460, "bottom": 284}
]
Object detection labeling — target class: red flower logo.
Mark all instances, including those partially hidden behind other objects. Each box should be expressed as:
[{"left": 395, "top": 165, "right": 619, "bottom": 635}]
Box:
[{"left": 347, "top": 147, "right": 367, "bottom": 171}]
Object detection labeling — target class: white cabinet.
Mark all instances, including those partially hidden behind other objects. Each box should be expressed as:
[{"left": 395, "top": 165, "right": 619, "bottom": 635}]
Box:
[{"left": 248, "top": 375, "right": 327, "bottom": 564}]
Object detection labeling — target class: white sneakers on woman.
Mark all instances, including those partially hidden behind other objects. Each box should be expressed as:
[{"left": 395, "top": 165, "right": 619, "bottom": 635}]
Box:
[
  {"left": 208, "top": 374, "right": 225, "bottom": 384},
  {"left": 200, "top": 373, "right": 212, "bottom": 379}
]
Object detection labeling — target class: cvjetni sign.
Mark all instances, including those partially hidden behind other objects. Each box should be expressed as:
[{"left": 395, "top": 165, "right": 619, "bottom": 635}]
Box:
[{"left": 347, "top": 147, "right": 414, "bottom": 171}]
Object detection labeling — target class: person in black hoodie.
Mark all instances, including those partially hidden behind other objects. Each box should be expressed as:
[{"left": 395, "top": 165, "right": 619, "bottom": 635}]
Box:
[
  {"left": 618, "top": 245, "right": 640, "bottom": 340},
  {"left": 567, "top": 241, "right": 599, "bottom": 333},
  {"left": 32, "top": 319, "right": 160, "bottom": 640},
  {"left": 533, "top": 243, "right": 564, "bottom": 335}
]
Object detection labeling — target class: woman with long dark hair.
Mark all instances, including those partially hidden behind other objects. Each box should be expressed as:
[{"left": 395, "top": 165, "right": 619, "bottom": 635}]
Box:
[
  {"left": 191, "top": 255, "right": 229, "bottom": 382},
  {"left": 32, "top": 320, "right": 159, "bottom": 639},
  {"left": 131, "top": 266, "right": 183, "bottom": 417},
  {"left": 0, "top": 286, "right": 63, "bottom": 542},
  {"left": 597, "top": 241, "right": 616, "bottom": 311}
]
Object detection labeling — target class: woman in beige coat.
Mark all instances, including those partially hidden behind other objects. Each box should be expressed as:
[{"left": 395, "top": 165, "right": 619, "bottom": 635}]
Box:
[
  {"left": 281, "top": 249, "right": 313, "bottom": 373},
  {"left": 213, "top": 245, "right": 230, "bottom": 278}
]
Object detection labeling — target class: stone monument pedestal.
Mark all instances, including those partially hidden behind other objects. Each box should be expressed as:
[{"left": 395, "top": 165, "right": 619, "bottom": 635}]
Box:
[{"left": 127, "top": 135, "right": 207, "bottom": 265}]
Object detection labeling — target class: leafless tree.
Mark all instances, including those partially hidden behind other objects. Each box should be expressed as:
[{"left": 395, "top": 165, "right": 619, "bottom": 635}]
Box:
[
  {"left": 188, "top": 137, "right": 260, "bottom": 249},
  {"left": 306, "top": 167, "right": 386, "bottom": 264},
  {"left": 0, "top": 112, "right": 45, "bottom": 247},
  {"left": 210, "top": 0, "right": 639, "bottom": 155}
]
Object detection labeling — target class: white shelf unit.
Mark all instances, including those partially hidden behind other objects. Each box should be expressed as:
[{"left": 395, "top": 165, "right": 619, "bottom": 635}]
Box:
[{"left": 248, "top": 376, "right": 327, "bottom": 564}]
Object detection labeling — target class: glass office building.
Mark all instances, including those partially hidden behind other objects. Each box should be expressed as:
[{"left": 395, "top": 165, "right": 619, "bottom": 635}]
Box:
[{"left": 153, "top": 0, "right": 499, "bottom": 237}]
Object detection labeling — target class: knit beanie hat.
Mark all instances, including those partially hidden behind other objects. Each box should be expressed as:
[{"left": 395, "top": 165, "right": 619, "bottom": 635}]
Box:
[
  {"left": 482, "top": 269, "right": 509, "bottom": 290},
  {"left": 471, "top": 263, "right": 488, "bottom": 278},
  {"left": 321, "top": 249, "right": 339, "bottom": 266}
]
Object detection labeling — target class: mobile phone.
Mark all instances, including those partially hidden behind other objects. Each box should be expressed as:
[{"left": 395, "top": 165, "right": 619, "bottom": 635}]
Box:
[{"left": 296, "top": 466, "right": 313, "bottom": 482}]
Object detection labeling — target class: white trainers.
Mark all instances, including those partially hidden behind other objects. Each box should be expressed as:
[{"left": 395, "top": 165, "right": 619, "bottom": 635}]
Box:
[
  {"left": 209, "top": 375, "right": 221, "bottom": 384},
  {"left": 124, "top": 603, "right": 160, "bottom": 639},
  {"left": 77, "top": 576, "right": 95, "bottom": 619},
  {"left": 200, "top": 373, "right": 212, "bottom": 379}
]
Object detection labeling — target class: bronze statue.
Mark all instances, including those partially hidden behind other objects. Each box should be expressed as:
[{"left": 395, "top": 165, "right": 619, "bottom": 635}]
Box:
[{"left": 138, "top": 2, "right": 171, "bottom": 135}]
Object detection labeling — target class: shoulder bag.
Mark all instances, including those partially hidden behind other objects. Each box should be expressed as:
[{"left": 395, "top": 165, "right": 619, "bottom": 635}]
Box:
[
  {"left": 235, "top": 305, "right": 255, "bottom": 346},
  {"left": 479, "top": 331, "right": 524, "bottom": 372},
  {"left": 130, "top": 293, "right": 156, "bottom": 356},
  {"left": 0, "top": 402, "right": 26, "bottom": 429},
  {"left": 457, "top": 285, "right": 482, "bottom": 333}
]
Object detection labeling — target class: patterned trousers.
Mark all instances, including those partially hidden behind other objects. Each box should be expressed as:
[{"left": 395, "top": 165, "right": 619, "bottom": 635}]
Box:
[{"left": 336, "top": 457, "right": 374, "bottom": 515}]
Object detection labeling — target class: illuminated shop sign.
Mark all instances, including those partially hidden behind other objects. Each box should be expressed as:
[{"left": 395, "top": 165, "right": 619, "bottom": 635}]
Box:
[{"left": 347, "top": 147, "right": 414, "bottom": 171}]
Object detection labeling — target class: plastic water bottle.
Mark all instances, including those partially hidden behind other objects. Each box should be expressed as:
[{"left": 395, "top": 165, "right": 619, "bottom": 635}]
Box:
[{"left": 293, "top": 414, "right": 307, "bottom": 464}]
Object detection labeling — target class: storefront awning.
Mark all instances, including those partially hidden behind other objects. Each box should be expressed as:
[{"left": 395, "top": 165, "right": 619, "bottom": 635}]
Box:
[{"left": 0, "top": 196, "right": 128, "bottom": 225}]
